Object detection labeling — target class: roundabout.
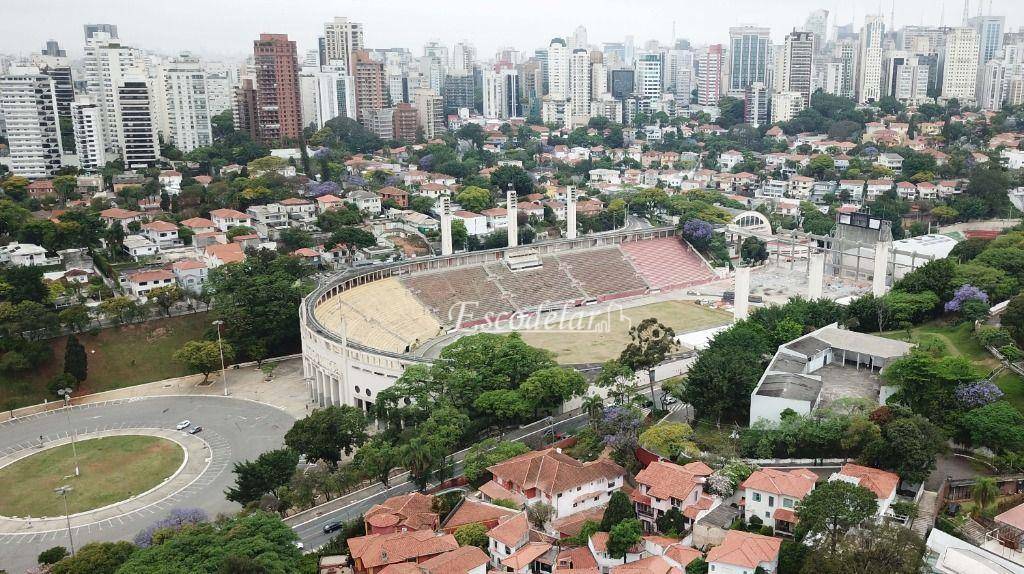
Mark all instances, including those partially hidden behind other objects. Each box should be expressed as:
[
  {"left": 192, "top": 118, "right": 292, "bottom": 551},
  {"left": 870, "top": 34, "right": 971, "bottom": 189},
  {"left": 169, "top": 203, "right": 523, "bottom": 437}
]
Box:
[
  {"left": 0, "top": 434, "right": 185, "bottom": 517},
  {"left": 0, "top": 395, "right": 294, "bottom": 573}
]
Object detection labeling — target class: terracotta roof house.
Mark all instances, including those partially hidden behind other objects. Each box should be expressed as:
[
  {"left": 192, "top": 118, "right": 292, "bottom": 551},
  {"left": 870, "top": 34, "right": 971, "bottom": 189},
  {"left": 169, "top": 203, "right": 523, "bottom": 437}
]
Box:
[
  {"left": 740, "top": 468, "right": 818, "bottom": 533},
  {"left": 706, "top": 531, "right": 781, "bottom": 573},
  {"left": 484, "top": 449, "right": 625, "bottom": 518},
  {"left": 365, "top": 492, "right": 439, "bottom": 534},
  {"left": 830, "top": 463, "right": 900, "bottom": 518},
  {"left": 632, "top": 461, "right": 714, "bottom": 532},
  {"left": 441, "top": 499, "right": 514, "bottom": 534},
  {"left": 348, "top": 530, "right": 459, "bottom": 574},
  {"left": 487, "top": 512, "right": 530, "bottom": 567},
  {"left": 416, "top": 546, "right": 488, "bottom": 574}
]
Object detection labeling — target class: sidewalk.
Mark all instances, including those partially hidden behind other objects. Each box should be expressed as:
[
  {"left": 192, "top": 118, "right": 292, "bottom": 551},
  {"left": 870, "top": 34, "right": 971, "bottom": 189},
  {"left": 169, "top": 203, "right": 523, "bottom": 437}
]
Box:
[{"left": 3, "top": 356, "right": 312, "bottom": 422}]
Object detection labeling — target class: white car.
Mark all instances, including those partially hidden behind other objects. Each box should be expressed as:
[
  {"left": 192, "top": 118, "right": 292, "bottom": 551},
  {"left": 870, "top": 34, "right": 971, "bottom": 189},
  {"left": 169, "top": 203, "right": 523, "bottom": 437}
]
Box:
[{"left": 175, "top": 420, "right": 191, "bottom": 431}]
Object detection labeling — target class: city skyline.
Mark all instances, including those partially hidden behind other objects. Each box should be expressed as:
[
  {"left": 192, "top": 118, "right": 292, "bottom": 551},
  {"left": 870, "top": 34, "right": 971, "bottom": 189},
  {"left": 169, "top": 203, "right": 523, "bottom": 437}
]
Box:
[{"left": 3, "top": 0, "right": 1024, "bottom": 60}]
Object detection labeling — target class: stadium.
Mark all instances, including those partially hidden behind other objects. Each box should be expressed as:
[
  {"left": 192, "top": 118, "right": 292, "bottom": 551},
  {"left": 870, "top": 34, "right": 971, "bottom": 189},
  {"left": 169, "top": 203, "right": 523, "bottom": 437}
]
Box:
[{"left": 299, "top": 227, "right": 731, "bottom": 412}]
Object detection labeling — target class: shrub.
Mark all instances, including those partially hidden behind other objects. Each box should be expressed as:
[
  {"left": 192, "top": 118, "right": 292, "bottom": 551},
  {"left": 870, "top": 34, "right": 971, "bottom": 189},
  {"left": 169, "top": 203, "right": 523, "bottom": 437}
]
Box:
[{"left": 38, "top": 546, "right": 68, "bottom": 565}]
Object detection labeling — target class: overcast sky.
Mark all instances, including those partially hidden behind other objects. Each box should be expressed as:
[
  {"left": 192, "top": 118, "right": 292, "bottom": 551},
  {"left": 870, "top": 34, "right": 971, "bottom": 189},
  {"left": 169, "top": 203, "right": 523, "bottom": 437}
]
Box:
[{"left": 3, "top": 0, "right": 1023, "bottom": 61}]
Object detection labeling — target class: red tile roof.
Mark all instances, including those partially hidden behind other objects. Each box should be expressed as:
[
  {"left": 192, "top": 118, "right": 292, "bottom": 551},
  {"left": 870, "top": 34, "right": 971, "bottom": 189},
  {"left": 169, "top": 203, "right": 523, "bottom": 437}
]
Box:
[
  {"left": 419, "top": 546, "right": 489, "bottom": 574},
  {"left": 706, "top": 531, "right": 781, "bottom": 569},
  {"left": 834, "top": 463, "right": 899, "bottom": 499},
  {"left": 365, "top": 493, "right": 438, "bottom": 532},
  {"left": 444, "top": 500, "right": 513, "bottom": 531},
  {"left": 487, "top": 512, "right": 529, "bottom": 548},
  {"left": 348, "top": 530, "right": 459, "bottom": 569},
  {"left": 634, "top": 461, "right": 703, "bottom": 502},
  {"left": 502, "top": 542, "right": 552, "bottom": 570},
  {"left": 740, "top": 468, "right": 817, "bottom": 499},
  {"left": 487, "top": 449, "right": 624, "bottom": 496}
]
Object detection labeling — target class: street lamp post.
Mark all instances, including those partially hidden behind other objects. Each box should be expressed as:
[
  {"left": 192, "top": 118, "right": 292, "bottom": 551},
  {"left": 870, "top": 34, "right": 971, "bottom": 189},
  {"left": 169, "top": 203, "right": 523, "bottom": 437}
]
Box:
[
  {"left": 54, "top": 485, "right": 75, "bottom": 554},
  {"left": 212, "top": 320, "right": 228, "bottom": 396},
  {"left": 56, "top": 388, "right": 80, "bottom": 477}
]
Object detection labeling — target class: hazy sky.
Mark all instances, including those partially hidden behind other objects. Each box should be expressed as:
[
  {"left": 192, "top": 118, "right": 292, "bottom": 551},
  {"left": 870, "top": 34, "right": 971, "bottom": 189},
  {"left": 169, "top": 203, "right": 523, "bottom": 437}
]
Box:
[{"left": 3, "top": 0, "right": 1023, "bottom": 61}]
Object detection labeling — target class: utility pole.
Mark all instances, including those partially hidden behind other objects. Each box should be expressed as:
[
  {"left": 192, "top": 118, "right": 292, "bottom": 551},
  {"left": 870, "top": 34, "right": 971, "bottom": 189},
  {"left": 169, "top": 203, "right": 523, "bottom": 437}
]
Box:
[
  {"left": 56, "top": 388, "right": 79, "bottom": 477},
  {"left": 54, "top": 485, "right": 75, "bottom": 554},
  {"left": 212, "top": 320, "right": 228, "bottom": 396}
]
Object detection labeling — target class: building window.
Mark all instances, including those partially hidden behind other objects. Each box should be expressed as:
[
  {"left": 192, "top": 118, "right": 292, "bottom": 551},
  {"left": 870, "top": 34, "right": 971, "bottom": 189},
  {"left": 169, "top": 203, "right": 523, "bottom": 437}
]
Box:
[
  {"left": 768, "top": 496, "right": 775, "bottom": 507},
  {"left": 752, "top": 492, "right": 761, "bottom": 502},
  {"left": 783, "top": 498, "right": 794, "bottom": 509}
]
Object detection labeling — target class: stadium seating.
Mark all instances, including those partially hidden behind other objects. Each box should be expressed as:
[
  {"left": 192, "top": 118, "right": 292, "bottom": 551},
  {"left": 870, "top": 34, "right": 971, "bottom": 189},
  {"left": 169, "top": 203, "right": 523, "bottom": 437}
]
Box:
[
  {"left": 556, "top": 247, "right": 649, "bottom": 299},
  {"left": 620, "top": 237, "right": 717, "bottom": 290},
  {"left": 402, "top": 266, "right": 515, "bottom": 325},
  {"left": 486, "top": 258, "right": 587, "bottom": 311},
  {"left": 314, "top": 278, "right": 441, "bottom": 353}
]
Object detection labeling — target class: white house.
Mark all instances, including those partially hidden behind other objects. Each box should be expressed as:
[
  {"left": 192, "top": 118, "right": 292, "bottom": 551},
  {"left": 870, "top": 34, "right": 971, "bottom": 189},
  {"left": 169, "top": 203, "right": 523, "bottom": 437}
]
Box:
[
  {"left": 739, "top": 468, "right": 817, "bottom": 534},
  {"left": 719, "top": 150, "right": 744, "bottom": 171},
  {"left": 348, "top": 189, "right": 382, "bottom": 214},
  {"left": 124, "top": 269, "right": 175, "bottom": 299},
  {"left": 246, "top": 204, "right": 290, "bottom": 239},
  {"left": 487, "top": 512, "right": 529, "bottom": 568},
  {"left": 123, "top": 235, "right": 158, "bottom": 260},
  {"left": 180, "top": 217, "right": 216, "bottom": 235},
  {"left": 209, "top": 208, "right": 252, "bottom": 233},
  {"left": 876, "top": 152, "right": 904, "bottom": 173},
  {"left": 140, "top": 220, "right": 181, "bottom": 249},
  {"left": 829, "top": 463, "right": 899, "bottom": 519},
  {"left": 481, "top": 207, "right": 508, "bottom": 230},
  {"left": 1001, "top": 148, "right": 1024, "bottom": 170},
  {"left": 279, "top": 197, "right": 317, "bottom": 222},
  {"left": 632, "top": 460, "right": 715, "bottom": 533},
  {"left": 590, "top": 532, "right": 643, "bottom": 574},
  {"left": 706, "top": 530, "right": 781, "bottom": 574},
  {"left": 0, "top": 242, "right": 52, "bottom": 267},
  {"left": 453, "top": 210, "right": 488, "bottom": 236},
  {"left": 481, "top": 449, "right": 625, "bottom": 518},
  {"left": 159, "top": 170, "right": 182, "bottom": 195},
  {"left": 171, "top": 259, "right": 208, "bottom": 293}
]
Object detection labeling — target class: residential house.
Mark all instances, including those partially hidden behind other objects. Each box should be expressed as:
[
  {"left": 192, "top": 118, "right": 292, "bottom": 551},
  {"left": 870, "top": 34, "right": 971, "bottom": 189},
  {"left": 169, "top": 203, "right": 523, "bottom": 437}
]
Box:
[
  {"left": 915, "top": 182, "right": 937, "bottom": 200},
  {"left": 365, "top": 493, "right": 439, "bottom": 535},
  {"left": 632, "top": 460, "right": 714, "bottom": 533},
  {"left": 180, "top": 217, "right": 216, "bottom": 235},
  {"left": 347, "top": 530, "right": 460, "bottom": 574},
  {"left": 414, "top": 547, "right": 489, "bottom": 574},
  {"left": 124, "top": 269, "right": 175, "bottom": 299},
  {"left": 27, "top": 179, "right": 55, "bottom": 199},
  {"left": 280, "top": 197, "right": 317, "bottom": 222},
  {"left": 316, "top": 194, "right": 346, "bottom": 213},
  {"left": 865, "top": 180, "right": 893, "bottom": 202},
  {"left": 787, "top": 176, "right": 813, "bottom": 199},
  {"left": 589, "top": 532, "right": 642, "bottom": 574},
  {"left": 719, "top": 150, "right": 743, "bottom": 171},
  {"left": 140, "top": 220, "right": 181, "bottom": 249},
  {"left": 829, "top": 464, "right": 899, "bottom": 519},
  {"left": 123, "top": 235, "right": 158, "bottom": 259},
  {"left": 171, "top": 259, "right": 208, "bottom": 293},
  {"left": 706, "top": 531, "right": 781, "bottom": 574},
  {"left": 838, "top": 180, "right": 865, "bottom": 202},
  {"left": 247, "top": 204, "right": 290, "bottom": 239},
  {"left": 453, "top": 211, "right": 488, "bottom": 236},
  {"left": 487, "top": 513, "right": 530, "bottom": 569},
  {"left": 349, "top": 190, "right": 383, "bottom": 214},
  {"left": 740, "top": 468, "right": 817, "bottom": 534},
  {"left": 209, "top": 208, "right": 252, "bottom": 232},
  {"left": 378, "top": 186, "right": 409, "bottom": 208},
  {"left": 159, "top": 170, "right": 183, "bottom": 195},
  {"left": 442, "top": 500, "right": 513, "bottom": 535},
  {"left": 100, "top": 207, "right": 145, "bottom": 227},
  {"left": 482, "top": 448, "right": 625, "bottom": 518},
  {"left": 0, "top": 242, "right": 52, "bottom": 266},
  {"left": 937, "top": 180, "right": 960, "bottom": 198},
  {"left": 204, "top": 242, "right": 245, "bottom": 267},
  {"left": 896, "top": 181, "right": 917, "bottom": 201},
  {"left": 481, "top": 208, "right": 508, "bottom": 230}
]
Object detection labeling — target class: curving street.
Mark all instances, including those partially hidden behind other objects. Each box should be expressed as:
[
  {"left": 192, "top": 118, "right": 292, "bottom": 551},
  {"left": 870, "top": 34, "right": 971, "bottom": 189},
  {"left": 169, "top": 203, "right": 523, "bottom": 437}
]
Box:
[{"left": 0, "top": 395, "right": 294, "bottom": 573}]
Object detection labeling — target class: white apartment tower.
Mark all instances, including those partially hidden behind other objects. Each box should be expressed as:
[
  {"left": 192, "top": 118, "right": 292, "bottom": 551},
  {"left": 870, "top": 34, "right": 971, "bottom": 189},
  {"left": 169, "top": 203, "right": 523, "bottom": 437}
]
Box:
[
  {"left": 941, "top": 27, "right": 981, "bottom": 103},
  {"left": 70, "top": 95, "right": 107, "bottom": 171},
  {"left": 771, "top": 91, "right": 805, "bottom": 123},
  {"left": 0, "top": 68, "right": 63, "bottom": 178},
  {"left": 83, "top": 31, "right": 142, "bottom": 155},
  {"left": 780, "top": 30, "right": 815, "bottom": 108},
  {"left": 547, "top": 38, "right": 570, "bottom": 97},
  {"left": 413, "top": 88, "right": 444, "bottom": 139},
  {"left": 482, "top": 65, "right": 519, "bottom": 120},
  {"left": 323, "top": 17, "right": 364, "bottom": 72},
  {"left": 856, "top": 15, "right": 885, "bottom": 103},
  {"left": 204, "top": 62, "right": 235, "bottom": 116},
  {"left": 698, "top": 45, "right": 724, "bottom": 106},
  {"left": 568, "top": 49, "right": 592, "bottom": 122},
  {"left": 155, "top": 54, "right": 212, "bottom": 152}
]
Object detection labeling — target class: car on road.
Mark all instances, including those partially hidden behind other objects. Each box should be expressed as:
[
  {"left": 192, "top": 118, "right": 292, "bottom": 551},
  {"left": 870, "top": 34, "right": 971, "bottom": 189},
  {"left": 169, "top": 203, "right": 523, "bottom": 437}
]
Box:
[
  {"left": 189, "top": 426, "right": 203, "bottom": 434},
  {"left": 293, "top": 541, "right": 305, "bottom": 551},
  {"left": 175, "top": 420, "right": 191, "bottom": 430},
  {"left": 663, "top": 396, "right": 678, "bottom": 405},
  {"left": 323, "top": 521, "right": 342, "bottom": 534}
]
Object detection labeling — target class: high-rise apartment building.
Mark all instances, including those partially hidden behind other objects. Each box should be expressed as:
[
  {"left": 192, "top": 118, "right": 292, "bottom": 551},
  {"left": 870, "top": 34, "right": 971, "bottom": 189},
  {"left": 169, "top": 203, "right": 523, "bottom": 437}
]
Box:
[
  {"left": 299, "top": 61, "right": 357, "bottom": 130},
  {"left": 634, "top": 52, "right": 663, "bottom": 100},
  {"left": 770, "top": 91, "right": 805, "bottom": 123},
  {"left": 836, "top": 40, "right": 857, "bottom": 99},
  {"left": 155, "top": 54, "right": 212, "bottom": 152},
  {"left": 887, "top": 54, "right": 931, "bottom": 103},
  {"left": 590, "top": 52, "right": 608, "bottom": 99},
  {"left": 233, "top": 78, "right": 258, "bottom": 139},
  {"left": 116, "top": 75, "right": 159, "bottom": 169},
  {"left": 780, "top": 30, "right": 814, "bottom": 108},
  {"left": 483, "top": 64, "right": 520, "bottom": 119},
  {"left": 443, "top": 72, "right": 475, "bottom": 113},
  {"left": 940, "top": 27, "right": 980, "bottom": 102},
  {"left": 0, "top": 69, "right": 63, "bottom": 178},
  {"left": 70, "top": 95, "right": 106, "bottom": 171},
  {"left": 744, "top": 82, "right": 768, "bottom": 127},
  {"left": 392, "top": 102, "right": 418, "bottom": 142},
  {"left": 323, "top": 17, "right": 364, "bottom": 73},
  {"left": 412, "top": 88, "right": 444, "bottom": 139},
  {"left": 855, "top": 15, "right": 885, "bottom": 103},
  {"left": 353, "top": 50, "right": 388, "bottom": 124},
  {"left": 546, "top": 38, "right": 570, "bottom": 97},
  {"left": 569, "top": 48, "right": 592, "bottom": 121},
  {"left": 698, "top": 44, "right": 723, "bottom": 105},
  {"left": 83, "top": 31, "right": 141, "bottom": 155},
  {"left": 253, "top": 33, "right": 302, "bottom": 143},
  {"left": 728, "top": 26, "right": 770, "bottom": 95},
  {"left": 204, "top": 62, "right": 234, "bottom": 116}
]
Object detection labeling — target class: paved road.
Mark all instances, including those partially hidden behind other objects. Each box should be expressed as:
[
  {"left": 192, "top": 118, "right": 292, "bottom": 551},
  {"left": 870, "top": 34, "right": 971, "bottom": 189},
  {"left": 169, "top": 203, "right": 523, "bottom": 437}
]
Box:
[
  {"left": 291, "top": 409, "right": 595, "bottom": 550},
  {"left": 0, "top": 396, "right": 293, "bottom": 573}
]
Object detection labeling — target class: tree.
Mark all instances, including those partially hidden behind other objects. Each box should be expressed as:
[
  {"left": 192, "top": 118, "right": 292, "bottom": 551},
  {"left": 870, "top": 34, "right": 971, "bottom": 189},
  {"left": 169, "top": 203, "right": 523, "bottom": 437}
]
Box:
[
  {"left": 455, "top": 186, "right": 493, "bottom": 212},
  {"left": 278, "top": 227, "right": 314, "bottom": 252},
  {"left": 517, "top": 366, "right": 588, "bottom": 412},
  {"left": 655, "top": 507, "right": 686, "bottom": 536},
  {"left": 114, "top": 512, "right": 302, "bottom": 574},
  {"left": 474, "top": 389, "right": 531, "bottom": 424},
  {"left": 402, "top": 436, "right": 442, "bottom": 491},
  {"left": 490, "top": 165, "right": 534, "bottom": 196},
  {"left": 960, "top": 401, "right": 1024, "bottom": 453},
  {"left": 796, "top": 480, "right": 878, "bottom": 556},
  {"left": 149, "top": 285, "right": 184, "bottom": 317},
  {"left": 328, "top": 226, "right": 377, "bottom": 249},
  {"left": 607, "top": 519, "right": 643, "bottom": 562},
  {"left": 50, "top": 541, "right": 136, "bottom": 574},
  {"left": 38, "top": 546, "right": 69, "bottom": 565},
  {"left": 317, "top": 204, "right": 363, "bottom": 231},
  {"left": 133, "top": 508, "right": 208, "bottom": 548},
  {"left": 285, "top": 405, "right": 369, "bottom": 466},
  {"left": 454, "top": 523, "right": 489, "bottom": 549},
  {"left": 174, "top": 340, "right": 235, "bottom": 383},
  {"left": 217, "top": 555, "right": 269, "bottom": 574},
  {"left": 638, "top": 423, "right": 699, "bottom": 459},
  {"left": 354, "top": 437, "right": 398, "bottom": 488},
  {"left": 861, "top": 414, "right": 945, "bottom": 483},
  {"left": 619, "top": 318, "right": 677, "bottom": 406},
  {"left": 1005, "top": 293, "right": 1024, "bottom": 345},
  {"left": 462, "top": 440, "right": 530, "bottom": 486},
  {"left": 63, "top": 334, "right": 87, "bottom": 383},
  {"left": 527, "top": 501, "right": 555, "bottom": 529},
  {"left": 59, "top": 305, "right": 92, "bottom": 333},
  {"left": 740, "top": 237, "right": 768, "bottom": 264},
  {"left": 972, "top": 476, "right": 1000, "bottom": 516},
  {"left": 802, "top": 522, "right": 924, "bottom": 574},
  {"left": 600, "top": 490, "right": 637, "bottom": 531},
  {"left": 224, "top": 448, "right": 299, "bottom": 506},
  {"left": 99, "top": 296, "right": 142, "bottom": 325}
]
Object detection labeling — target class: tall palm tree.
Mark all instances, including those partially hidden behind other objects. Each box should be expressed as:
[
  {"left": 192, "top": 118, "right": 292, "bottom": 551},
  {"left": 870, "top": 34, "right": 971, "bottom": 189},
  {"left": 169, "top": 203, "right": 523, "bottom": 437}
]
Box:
[
  {"left": 972, "top": 477, "right": 1000, "bottom": 517},
  {"left": 583, "top": 395, "right": 604, "bottom": 432},
  {"left": 402, "top": 437, "right": 438, "bottom": 491}
]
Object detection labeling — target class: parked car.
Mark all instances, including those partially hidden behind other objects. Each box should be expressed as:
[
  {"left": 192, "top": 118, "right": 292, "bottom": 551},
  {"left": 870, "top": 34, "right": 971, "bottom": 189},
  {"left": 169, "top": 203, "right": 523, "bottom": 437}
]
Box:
[
  {"left": 189, "top": 426, "right": 203, "bottom": 434},
  {"left": 175, "top": 420, "right": 191, "bottom": 430},
  {"left": 323, "top": 521, "right": 342, "bottom": 534}
]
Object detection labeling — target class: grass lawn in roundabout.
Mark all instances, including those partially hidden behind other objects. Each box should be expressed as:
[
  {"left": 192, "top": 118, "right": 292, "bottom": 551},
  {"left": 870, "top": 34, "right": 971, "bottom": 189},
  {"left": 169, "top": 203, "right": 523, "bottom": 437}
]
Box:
[{"left": 0, "top": 435, "right": 184, "bottom": 517}]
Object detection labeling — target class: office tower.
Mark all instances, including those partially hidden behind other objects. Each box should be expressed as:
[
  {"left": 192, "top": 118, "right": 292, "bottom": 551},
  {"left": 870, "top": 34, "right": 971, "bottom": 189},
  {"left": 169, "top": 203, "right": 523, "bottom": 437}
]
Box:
[
  {"left": 728, "top": 26, "right": 770, "bottom": 95},
  {"left": 323, "top": 17, "right": 364, "bottom": 72},
  {"left": 519, "top": 58, "right": 544, "bottom": 114},
  {"left": 41, "top": 39, "right": 66, "bottom": 58},
  {"left": 253, "top": 33, "right": 302, "bottom": 143},
  {"left": 569, "top": 48, "right": 592, "bottom": 121},
  {"left": 603, "top": 42, "right": 627, "bottom": 68},
  {"left": 353, "top": 50, "right": 388, "bottom": 124},
  {"left": 780, "top": 30, "right": 814, "bottom": 107},
  {"left": 392, "top": 102, "right": 418, "bottom": 142},
  {"left": 233, "top": 78, "right": 258, "bottom": 139},
  {"left": 155, "top": 54, "right": 212, "bottom": 152},
  {"left": 697, "top": 44, "right": 723, "bottom": 105},
  {"left": 940, "top": 27, "right": 980, "bottom": 102},
  {"left": 204, "top": 63, "right": 234, "bottom": 116},
  {"left": 443, "top": 72, "right": 475, "bottom": 113},
  {"left": 856, "top": 15, "right": 885, "bottom": 103},
  {"left": 610, "top": 69, "right": 635, "bottom": 100},
  {"left": 83, "top": 23, "right": 118, "bottom": 40},
  {"left": 664, "top": 48, "right": 694, "bottom": 99},
  {"left": 83, "top": 31, "right": 141, "bottom": 154},
  {"left": 299, "top": 61, "right": 357, "bottom": 130},
  {"left": 318, "top": 37, "right": 327, "bottom": 67},
  {"left": 634, "top": 52, "right": 663, "bottom": 100},
  {"left": 900, "top": 26, "right": 946, "bottom": 55},
  {"left": 771, "top": 91, "right": 805, "bottom": 123},
  {"left": 0, "top": 69, "right": 63, "bottom": 178},
  {"left": 744, "top": 82, "right": 768, "bottom": 127},
  {"left": 547, "top": 38, "right": 570, "bottom": 97},
  {"left": 382, "top": 50, "right": 409, "bottom": 105},
  {"left": 804, "top": 10, "right": 829, "bottom": 51},
  {"left": 591, "top": 52, "right": 608, "bottom": 98},
  {"left": 969, "top": 15, "right": 1005, "bottom": 101},
  {"left": 483, "top": 64, "right": 519, "bottom": 119},
  {"left": 70, "top": 95, "right": 106, "bottom": 171},
  {"left": 823, "top": 62, "right": 844, "bottom": 96},
  {"left": 115, "top": 75, "right": 159, "bottom": 169},
  {"left": 412, "top": 88, "right": 444, "bottom": 139}
]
